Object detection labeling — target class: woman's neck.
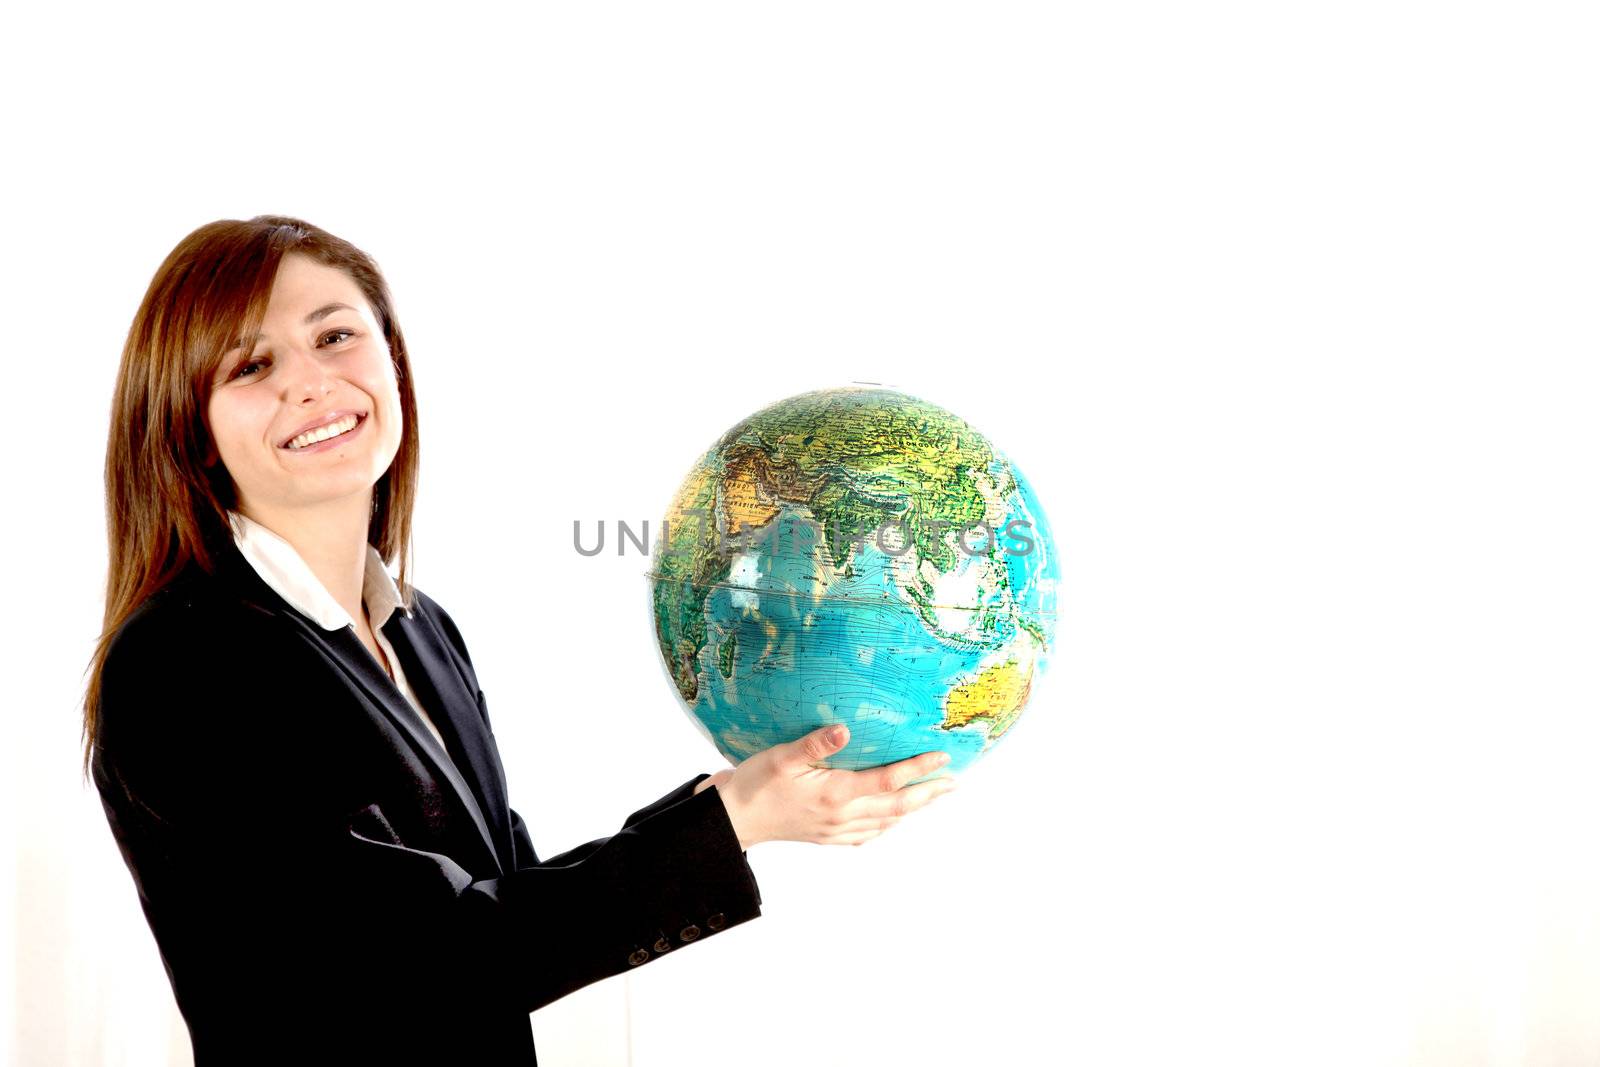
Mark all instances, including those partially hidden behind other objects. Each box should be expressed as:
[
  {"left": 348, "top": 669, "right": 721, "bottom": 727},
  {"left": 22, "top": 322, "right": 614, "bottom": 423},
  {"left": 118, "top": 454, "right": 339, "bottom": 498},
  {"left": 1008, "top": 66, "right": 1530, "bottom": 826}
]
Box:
[{"left": 237, "top": 493, "right": 374, "bottom": 628}]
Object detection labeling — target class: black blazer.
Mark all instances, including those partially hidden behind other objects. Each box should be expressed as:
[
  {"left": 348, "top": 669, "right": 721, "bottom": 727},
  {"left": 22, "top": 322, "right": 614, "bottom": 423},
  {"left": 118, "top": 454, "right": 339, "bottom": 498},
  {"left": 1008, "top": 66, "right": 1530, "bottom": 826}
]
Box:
[{"left": 91, "top": 528, "right": 762, "bottom": 1065}]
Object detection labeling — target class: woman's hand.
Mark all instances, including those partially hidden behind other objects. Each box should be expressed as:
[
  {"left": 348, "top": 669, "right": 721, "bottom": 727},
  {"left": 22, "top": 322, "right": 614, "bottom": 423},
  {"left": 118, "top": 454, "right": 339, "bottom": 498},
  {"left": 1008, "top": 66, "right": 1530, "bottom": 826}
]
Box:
[{"left": 693, "top": 724, "right": 957, "bottom": 849}]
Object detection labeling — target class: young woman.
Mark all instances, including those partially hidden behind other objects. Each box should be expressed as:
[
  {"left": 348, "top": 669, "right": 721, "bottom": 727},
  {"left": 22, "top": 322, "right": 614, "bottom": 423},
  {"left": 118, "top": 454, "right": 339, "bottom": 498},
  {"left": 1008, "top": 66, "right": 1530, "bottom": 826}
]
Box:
[{"left": 80, "top": 215, "right": 957, "bottom": 1064}]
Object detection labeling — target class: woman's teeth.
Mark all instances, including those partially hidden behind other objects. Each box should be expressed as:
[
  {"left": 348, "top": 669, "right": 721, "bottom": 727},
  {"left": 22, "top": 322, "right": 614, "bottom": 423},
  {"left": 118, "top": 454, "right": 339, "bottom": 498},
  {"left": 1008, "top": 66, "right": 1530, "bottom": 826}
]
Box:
[{"left": 286, "top": 414, "right": 359, "bottom": 450}]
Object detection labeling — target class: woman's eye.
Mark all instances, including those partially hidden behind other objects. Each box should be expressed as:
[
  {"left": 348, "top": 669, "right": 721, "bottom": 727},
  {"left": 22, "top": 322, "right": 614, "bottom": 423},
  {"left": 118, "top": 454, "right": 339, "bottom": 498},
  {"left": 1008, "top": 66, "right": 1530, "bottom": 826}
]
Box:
[{"left": 229, "top": 331, "right": 353, "bottom": 380}]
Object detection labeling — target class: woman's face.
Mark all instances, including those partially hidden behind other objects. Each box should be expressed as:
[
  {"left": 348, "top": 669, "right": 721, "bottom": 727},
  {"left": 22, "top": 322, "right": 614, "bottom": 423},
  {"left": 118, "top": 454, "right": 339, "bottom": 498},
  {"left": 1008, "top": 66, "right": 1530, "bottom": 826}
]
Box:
[{"left": 206, "top": 253, "right": 403, "bottom": 520}]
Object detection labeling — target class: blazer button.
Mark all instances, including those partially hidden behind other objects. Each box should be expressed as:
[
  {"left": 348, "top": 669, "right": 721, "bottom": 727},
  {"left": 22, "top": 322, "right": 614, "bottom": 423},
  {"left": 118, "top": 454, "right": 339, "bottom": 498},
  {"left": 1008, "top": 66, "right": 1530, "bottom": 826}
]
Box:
[
  {"left": 653, "top": 937, "right": 673, "bottom": 954},
  {"left": 706, "top": 913, "right": 726, "bottom": 930},
  {"left": 679, "top": 924, "right": 701, "bottom": 942},
  {"left": 627, "top": 948, "right": 650, "bottom": 966}
]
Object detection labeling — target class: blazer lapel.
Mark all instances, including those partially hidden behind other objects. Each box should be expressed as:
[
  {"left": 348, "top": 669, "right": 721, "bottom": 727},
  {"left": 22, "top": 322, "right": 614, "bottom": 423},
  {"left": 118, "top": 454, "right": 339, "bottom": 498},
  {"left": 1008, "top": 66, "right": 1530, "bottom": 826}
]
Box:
[
  {"left": 378, "top": 611, "right": 515, "bottom": 872},
  {"left": 206, "top": 534, "right": 506, "bottom": 877}
]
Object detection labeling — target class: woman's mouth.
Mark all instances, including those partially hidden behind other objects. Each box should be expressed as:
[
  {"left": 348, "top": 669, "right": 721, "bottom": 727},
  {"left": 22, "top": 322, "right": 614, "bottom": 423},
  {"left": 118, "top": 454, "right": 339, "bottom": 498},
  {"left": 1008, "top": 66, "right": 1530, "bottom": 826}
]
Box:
[{"left": 281, "top": 412, "right": 367, "bottom": 453}]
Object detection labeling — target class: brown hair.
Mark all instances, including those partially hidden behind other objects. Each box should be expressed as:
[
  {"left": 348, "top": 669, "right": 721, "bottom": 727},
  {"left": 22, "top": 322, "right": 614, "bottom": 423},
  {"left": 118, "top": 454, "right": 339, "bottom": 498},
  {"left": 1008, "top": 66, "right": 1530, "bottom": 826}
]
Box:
[{"left": 79, "top": 215, "right": 422, "bottom": 781}]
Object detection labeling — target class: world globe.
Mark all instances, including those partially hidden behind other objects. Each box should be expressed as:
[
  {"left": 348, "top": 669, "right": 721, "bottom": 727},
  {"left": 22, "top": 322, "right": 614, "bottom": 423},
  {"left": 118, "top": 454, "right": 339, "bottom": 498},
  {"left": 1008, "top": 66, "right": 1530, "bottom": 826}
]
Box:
[{"left": 647, "top": 386, "right": 1059, "bottom": 785}]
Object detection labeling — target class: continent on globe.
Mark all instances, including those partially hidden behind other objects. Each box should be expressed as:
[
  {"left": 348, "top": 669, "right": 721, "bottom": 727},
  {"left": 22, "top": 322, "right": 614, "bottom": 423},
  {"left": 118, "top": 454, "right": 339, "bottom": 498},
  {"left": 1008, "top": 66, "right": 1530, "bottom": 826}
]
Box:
[{"left": 648, "top": 386, "right": 1059, "bottom": 784}]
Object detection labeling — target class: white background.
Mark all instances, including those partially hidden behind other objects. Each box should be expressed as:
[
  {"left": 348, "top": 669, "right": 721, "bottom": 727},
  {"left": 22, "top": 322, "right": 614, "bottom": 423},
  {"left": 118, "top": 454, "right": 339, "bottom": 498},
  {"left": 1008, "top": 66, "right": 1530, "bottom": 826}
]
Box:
[{"left": 5, "top": 2, "right": 1597, "bottom": 1065}]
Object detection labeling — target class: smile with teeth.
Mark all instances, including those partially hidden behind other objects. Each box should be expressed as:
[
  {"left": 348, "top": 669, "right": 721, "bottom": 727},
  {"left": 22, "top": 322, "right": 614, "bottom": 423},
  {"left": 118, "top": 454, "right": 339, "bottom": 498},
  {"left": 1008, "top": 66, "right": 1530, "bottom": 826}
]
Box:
[{"left": 285, "top": 414, "right": 362, "bottom": 450}]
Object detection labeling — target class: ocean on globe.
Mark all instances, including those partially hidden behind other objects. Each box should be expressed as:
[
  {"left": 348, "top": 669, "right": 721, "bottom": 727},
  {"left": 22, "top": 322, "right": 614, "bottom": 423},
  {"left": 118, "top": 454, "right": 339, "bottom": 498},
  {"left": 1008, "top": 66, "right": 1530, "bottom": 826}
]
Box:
[{"left": 647, "top": 386, "right": 1059, "bottom": 785}]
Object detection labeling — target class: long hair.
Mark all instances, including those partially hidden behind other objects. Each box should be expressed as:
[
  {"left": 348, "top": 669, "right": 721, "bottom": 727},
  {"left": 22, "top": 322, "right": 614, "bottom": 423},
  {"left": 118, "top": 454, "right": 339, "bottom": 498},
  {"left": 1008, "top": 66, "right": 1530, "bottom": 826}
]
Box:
[{"left": 80, "top": 215, "right": 422, "bottom": 781}]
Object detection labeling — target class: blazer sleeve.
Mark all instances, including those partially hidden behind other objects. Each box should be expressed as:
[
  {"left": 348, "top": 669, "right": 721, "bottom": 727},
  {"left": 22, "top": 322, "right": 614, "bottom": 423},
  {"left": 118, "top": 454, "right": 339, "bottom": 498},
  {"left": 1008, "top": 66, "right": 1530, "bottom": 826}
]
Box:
[
  {"left": 92, "top": 602, "right": 763, "bottom": 1035},
  {"left": 503, "top": 770, "right": 757, "bottom": 874}
]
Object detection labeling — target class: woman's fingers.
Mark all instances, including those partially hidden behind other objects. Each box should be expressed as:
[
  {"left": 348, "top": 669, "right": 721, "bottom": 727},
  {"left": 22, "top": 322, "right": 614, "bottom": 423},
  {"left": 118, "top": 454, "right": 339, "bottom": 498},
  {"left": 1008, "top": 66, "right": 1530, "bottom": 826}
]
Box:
[
  {"left": 857, "top": 749, "right": 952, "bottom": 798},
  {"left": 834, "top": 775, "right": 958, "bottom": 828},
  {"left": 826, "top": 780, "right": 957, "bottom": 846},
  {"left": 725, "top": 728, "right": 961, "bottom": 848}
]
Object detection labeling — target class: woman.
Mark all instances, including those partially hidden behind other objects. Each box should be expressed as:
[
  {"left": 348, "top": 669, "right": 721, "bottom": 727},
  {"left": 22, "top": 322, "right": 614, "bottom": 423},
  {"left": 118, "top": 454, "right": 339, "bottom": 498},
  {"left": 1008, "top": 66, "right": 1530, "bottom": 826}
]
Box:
[{"left": 81, "top": 215, "right": 957, "bottom": 1065}]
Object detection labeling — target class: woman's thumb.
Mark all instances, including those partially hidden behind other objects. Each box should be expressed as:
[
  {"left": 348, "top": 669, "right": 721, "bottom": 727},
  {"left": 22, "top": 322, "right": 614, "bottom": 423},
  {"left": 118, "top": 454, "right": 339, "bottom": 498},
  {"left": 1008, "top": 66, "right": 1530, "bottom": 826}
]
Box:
[{"left": 798, "top": 723, "right": 849, "bottom": 764}]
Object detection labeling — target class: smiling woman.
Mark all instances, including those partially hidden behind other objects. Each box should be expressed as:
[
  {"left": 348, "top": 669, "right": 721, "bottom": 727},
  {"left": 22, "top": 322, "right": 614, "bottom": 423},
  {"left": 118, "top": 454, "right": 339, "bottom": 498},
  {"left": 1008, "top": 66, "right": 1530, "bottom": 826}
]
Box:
[{"left": 79, "top": 215, "right": 772, "bottom": 1064}]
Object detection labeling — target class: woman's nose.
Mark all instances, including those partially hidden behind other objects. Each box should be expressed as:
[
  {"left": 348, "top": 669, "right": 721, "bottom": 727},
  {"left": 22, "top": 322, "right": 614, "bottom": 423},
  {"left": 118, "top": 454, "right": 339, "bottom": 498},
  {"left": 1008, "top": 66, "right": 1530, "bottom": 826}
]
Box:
[{"left": 278, "top": 345, "right": 336, "bottom": 400}]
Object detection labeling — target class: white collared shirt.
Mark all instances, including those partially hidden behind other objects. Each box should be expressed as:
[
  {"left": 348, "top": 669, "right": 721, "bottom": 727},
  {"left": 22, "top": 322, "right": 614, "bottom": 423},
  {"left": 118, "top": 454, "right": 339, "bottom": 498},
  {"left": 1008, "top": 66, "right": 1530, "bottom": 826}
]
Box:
[{"left": 226, "top": 509, "right": 450, "bottom": 752}]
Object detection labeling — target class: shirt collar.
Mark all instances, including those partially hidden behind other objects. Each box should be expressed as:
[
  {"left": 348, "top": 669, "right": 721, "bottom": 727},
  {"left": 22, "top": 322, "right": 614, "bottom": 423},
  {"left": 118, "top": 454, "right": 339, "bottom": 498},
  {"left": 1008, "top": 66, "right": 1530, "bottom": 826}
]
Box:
[{"left": 227, "top": 509, "right": 413, "bottom": 631}]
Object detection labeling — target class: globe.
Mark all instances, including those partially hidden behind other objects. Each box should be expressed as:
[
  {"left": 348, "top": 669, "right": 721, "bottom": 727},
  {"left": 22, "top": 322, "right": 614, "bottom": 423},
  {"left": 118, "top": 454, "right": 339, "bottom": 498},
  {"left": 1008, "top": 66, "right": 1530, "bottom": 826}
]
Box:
[{"left": 647, "top": 386, "right": 1059, "bottom": 785}]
